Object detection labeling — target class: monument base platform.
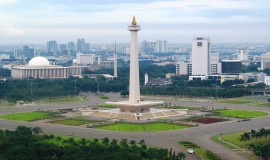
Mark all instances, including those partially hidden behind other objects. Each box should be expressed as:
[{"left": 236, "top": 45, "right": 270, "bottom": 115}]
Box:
[{"left": 106, "top": 101, "right": 163, "bottom": 113}]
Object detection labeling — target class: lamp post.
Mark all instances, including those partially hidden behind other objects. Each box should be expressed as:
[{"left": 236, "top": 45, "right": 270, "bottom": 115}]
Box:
[
  {"left": 74, "top": 79, "right": 77, "bottom": 93},
  {"left": 30, "top": 82, "right": 33, "bottom": 97}
]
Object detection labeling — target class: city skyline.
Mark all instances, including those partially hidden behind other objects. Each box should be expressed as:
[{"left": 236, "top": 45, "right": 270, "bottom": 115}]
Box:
[{"left": 0, "top": 0, "right": 269, "bottom": 44}]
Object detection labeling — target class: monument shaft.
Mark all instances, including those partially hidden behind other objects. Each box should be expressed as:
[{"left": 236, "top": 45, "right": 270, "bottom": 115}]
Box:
[{"left": 128, "top": 17, "right": 141, "bottom": 103}]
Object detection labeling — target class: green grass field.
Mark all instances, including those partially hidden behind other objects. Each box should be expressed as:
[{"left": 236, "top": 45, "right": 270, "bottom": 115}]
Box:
[
  {"left": 97, "top": 94, "right": 109, "bottom": 99},
  {"left": 214, "top": 109, "right": 268, "bottom": 118},
  {"left": 36, "top": 96, "right": 87, "bottom": 104},
  {"left": 211, "top": 132, "right": 260, "bottom": 160},
  {"left": 179, "top": 141, "right": 221, "bottom": 160},
  {"left": 93, "top": 122, "right": 191, "bottom": 132},
  {"left": 218, "top": 99, "right": 256, "bottom": 104},
  {"left": 169, "top": 106, "right": 199, "bottom": 110},
  {"left": 0, "top": 101, "right": 15, "bottom": 110},
  {"left": 49, "top": 119, "right": 94, "bottom": 126},
  {"left": 0, "top": 111, "right": 56, "bottom": 121}
]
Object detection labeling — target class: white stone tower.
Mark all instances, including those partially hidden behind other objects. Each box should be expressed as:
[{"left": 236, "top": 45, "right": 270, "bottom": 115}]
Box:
[
  {"left": 128, "top": 16, "right": 141, "bottom": 104},
  {"left": 144, "top": 73, "right": 148, "bottom": 85},
  {"left": 106, "top": 17, "right": 163, "bottom": 113},
  {"left": 114, "top": 42, "right": 118, "bottom": 78}
]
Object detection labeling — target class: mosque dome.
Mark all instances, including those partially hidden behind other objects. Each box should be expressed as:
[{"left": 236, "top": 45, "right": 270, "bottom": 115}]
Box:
[
  {"left": 29, "top": 56, "right": 50, "bottom": 67},
  {"left": 73, "top": 59, "right": 78, "bottom": 64}
]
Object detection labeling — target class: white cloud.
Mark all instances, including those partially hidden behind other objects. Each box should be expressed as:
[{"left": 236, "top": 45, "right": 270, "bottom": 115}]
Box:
[
  {"left": 0, "top": 0, "right": 16, "bottom": 4},
  {"left": 0, "top": 23, "right": 24, "bottom": 36}
]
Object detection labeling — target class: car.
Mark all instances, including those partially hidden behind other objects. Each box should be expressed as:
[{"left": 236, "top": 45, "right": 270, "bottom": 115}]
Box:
[{"left": 187, "top": 149, "right": 194, "bottom": 154}]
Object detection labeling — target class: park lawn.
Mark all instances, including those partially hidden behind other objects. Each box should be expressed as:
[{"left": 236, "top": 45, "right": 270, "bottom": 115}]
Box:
[
  {"left": 179, "top": 141, "right": 221, "bottom": 160},
  {"left": 97, "top": 94, "right": 109, "bottom": 99},
  {"left": 93, "top": 122, "right": 191, "bottom": 132},
  {"left": 211, "top": 132, "right": 261, "bottom": 160},
  {"left": 211, "top": 135, "right": 237, "bottom": 150},
  {"left": 256, "top": 102, "right": 270, "bottom": 107},
  {"left": 37, "top": 96, "right": 87, "bottom": 104},
  {"left": 218, "top": 98, "right": 256, "bottom": 104},
  {"left": 169, "top": 106, "right": 199, "bottom": 110},
  {"left": 214, "top": 109, "right": 268, "bottom": 118},
  {"left": 0, "top": 111, "right": 56, "bottom": 121},
  {"left": 0, "top": 101, "right": 15, "bottom": 110},
  {"left": 49, "top": 119, "right": 94, "bottom": 126}
]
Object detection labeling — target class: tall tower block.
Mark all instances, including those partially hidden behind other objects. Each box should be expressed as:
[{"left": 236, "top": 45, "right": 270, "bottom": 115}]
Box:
[
  {"left": 114, "top": 43, "right": 118, "bottom": 78},
  {"left": 191, "top": 37, "right": 210, "bottom": 76},
  {"left": 128, "top": 16, "right": 141, "bottom": 104}
]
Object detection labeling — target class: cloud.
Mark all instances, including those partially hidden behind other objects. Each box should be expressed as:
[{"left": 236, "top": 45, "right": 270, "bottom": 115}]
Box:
[
  {"left": 0, "top": 23, "right": 24, "bottom": 36},
  {"left": 0, "top": 0, "right": 16, "bottom": 4}
]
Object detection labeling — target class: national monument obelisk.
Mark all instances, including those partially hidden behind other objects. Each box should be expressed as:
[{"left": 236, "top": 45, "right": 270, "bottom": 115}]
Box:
[
  {"left": 128, "top": 16, "right": 141, "bottom": 104},
  {"left": 107, "top": 17, "right": 163, "bottom": 113}
]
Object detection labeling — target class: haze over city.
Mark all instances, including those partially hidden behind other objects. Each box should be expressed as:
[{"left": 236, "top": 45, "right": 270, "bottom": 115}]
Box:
[{"left": 0, "top": 0, "right": 269, "bottom": 44}]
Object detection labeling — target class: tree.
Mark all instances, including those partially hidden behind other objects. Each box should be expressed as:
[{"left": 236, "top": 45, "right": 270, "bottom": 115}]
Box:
[
  {"left": 102, "top": 137, "right": 109, "bottom": 145},
  {"left": 32, "top": 127, "right": 42, "bottom": 134},
  {"left": 16, "top": 126, "right": 32, "bottom": 135}
]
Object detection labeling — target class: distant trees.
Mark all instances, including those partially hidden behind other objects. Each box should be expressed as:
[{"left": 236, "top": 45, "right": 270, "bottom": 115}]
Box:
[
  {"left": 0, "top": 68, "right": 11, "bottom": 77},
  {"left": 240, "top": 128, "right": 270, "bottom": 159},
  {"left": 0, "top": 126, "right": 186, "bottom": 160},
  {"left": 141, "top": 86, "right": 251, "bottom": 98}
]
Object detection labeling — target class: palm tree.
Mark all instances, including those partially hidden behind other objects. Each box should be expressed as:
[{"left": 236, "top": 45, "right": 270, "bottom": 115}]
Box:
[
  {"left": 120, "top": 139, "right": 128, "bottom": 147},
  {"left": 102, "top": 137, "right": 109, "bottom": 145},
  {"left": 93, "top": 138, "right": 99, "bottom": 143},
  {"left": 259, "top": 128, "right": 267, "bottom": 144},
  {"left": 110, "top": 139, "right": 118, "bottom": 146},
  {"left": 177, "top": 152, "right": 186, "bottom": 160},
  {"left": 129, "top": 140, "right": 136, "bottom": 147}
]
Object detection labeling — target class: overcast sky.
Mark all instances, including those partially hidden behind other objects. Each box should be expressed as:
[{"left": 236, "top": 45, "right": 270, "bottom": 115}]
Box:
[{"left": 0, "top": 0, "right": 269, "bottom": 44}]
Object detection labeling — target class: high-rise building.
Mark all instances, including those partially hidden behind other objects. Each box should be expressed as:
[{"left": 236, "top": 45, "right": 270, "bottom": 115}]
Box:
[
  {"left": 191, "top": 37, "right": 210, "bottom": 76},
  {"left": 221, "top": 60, "right": 242, "bottom": 74},
  {"left": 47, "top": 41, "right": 57, "bottom": 56},
  {"left": 23, "top": 46, "right": 35, "bottom": 58},
  {"left": 238, "top": 49, "right": 249, "bottom": 66},
  {"left": 85, "top": 43, "right": 90, "bottom": 53},
  {"left": 156, "top": 40, "right": 167, "bottom": 53},
  {"left": 140, "top": 40, "right": 151, "bottom": 53},
  {"left": 77, "top": 39, "right": 85, "bottom": 53},
  {"left": 59, "top": 44, "right": 68, "bottom": 56},
  {"left": 68, "top": 42, "right": 76, "bottom": 57},
  {"left": 261, "top": 52, "right": 270, "bottom": 70},
  {"left": 76, "top": 52, "right": 95, "bottom": 65},
  {"left": 140, "top": 40, "right": 167, "bottom": 53}
]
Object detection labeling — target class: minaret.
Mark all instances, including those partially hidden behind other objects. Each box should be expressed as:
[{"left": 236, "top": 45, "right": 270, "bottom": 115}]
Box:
[
  {"left": 144, "top": 73, "right": 148, "bottom": 85},
  {"left": 114, "top": 42, "right": 118, "bottom": 78},
  {"left": 128, "top": 16, "right": 141, "bottom": 104}
]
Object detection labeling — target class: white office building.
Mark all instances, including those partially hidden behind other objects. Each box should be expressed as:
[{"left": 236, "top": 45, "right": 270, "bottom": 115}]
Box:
[
  {"left": 191, "top": 37, "right": 210, "bottom": 76},
  {"left": 76, "top": 53, "right": 95, "bottom": 65},
  {"left": 261, "top": 52, "right": 270, "bottom": 70}
]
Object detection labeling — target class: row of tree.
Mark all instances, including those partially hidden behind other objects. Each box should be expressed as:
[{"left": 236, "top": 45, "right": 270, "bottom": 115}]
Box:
[
  {"left": 0, "top": 78, "right": 128, "bottom": 102},
  {"left": 0, "top": 126, "right": 186, "bottom": 160},
  {"left": 140, "top": 86, "right": 251, "bottom": 98},
  {"left": 240, "top": 128, "right": 270, "bottom": 159}
]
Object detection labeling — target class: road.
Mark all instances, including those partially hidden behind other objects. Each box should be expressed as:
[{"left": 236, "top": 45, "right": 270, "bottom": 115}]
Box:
[{"left": 1, "top": 94, "right": 269, "bottom": 160}]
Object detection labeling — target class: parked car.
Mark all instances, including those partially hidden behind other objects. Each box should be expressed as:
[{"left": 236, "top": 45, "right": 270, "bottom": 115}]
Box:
[{"left": 187, "top": 149, "right": 194, "bottom": 154}]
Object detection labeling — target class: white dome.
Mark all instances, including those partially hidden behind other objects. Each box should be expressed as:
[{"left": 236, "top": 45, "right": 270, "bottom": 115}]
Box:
[
  {"left": 29, "top": 56, "right": 50, "bottom": 67},
  {"left": 73, "top": 59, "right": 78, "bottom": 64}
]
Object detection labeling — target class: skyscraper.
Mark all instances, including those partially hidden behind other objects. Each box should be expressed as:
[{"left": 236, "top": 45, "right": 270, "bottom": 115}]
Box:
[
  {"left": 68, "top": 42, "right": 76, "bottom": 57},
  {"left": 47, "top": 41, "right": 57, "bottom": 56},
  {"left": 23, "top": 46, "right": 35, "bottom": 58},
  {"left": 85, "top": 43, "right": 90, "bottom": 53},
  {"left": 191, "top": 37, "right": 210, "bottom": 76},
  {"left": 77, "top": 38, "right": 85, "bottom": 53}
]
